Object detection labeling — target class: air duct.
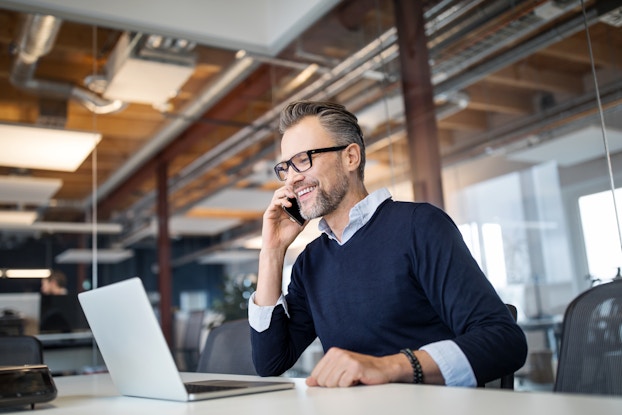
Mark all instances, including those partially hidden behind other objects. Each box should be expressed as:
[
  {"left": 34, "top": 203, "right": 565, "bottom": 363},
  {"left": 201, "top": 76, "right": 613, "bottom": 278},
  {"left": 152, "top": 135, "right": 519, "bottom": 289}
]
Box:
[{"left": 9, "top": 14, "right": 125, "bottom": 115}]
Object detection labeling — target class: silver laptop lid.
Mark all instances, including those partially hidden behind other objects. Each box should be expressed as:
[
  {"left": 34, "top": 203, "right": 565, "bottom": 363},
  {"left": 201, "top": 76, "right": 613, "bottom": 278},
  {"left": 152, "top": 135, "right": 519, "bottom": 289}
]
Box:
[{"left": 78, "top": 277, "right": 189, "bottom": 401}]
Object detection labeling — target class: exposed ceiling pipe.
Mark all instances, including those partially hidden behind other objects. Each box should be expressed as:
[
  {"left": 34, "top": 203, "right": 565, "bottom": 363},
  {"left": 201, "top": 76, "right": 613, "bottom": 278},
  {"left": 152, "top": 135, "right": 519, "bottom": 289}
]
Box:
[
  {"left": 435, "top": 91, "right": 470, "bottom": 119},
  {"left": 425, "top": 0, "right": 490, "bottom": 40},
  {"left": 9, "top": 14, "right": 125, "bottom": 115},
  {"left": 427, "top": 0, "right": 529, "bottom": 54},
  {"left": 443, "top": 78, "right": 622, "bottom": 166},
  {"left": 435, "top": 0, "right": 621, "bottom": 96},
  {"left": 431, "top": 1, "right": 559, "bottom": 84}
]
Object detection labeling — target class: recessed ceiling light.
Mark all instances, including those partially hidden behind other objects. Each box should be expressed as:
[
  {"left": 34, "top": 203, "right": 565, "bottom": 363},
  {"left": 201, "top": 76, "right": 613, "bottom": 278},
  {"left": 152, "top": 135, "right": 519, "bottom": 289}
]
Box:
[
  {"left": 2, "top": 269, "right": 51, "bottom": 279},
  {"left": 0, "top": 123, "right": 101, "bottom": 172},
  {"left": 0, "top": 175, "right": 62, "bottom": 205}
]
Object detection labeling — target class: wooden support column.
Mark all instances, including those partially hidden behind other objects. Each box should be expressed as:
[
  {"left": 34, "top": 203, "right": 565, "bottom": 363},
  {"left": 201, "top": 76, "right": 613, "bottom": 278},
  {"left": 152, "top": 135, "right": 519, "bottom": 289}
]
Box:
[
  {"left": 393, "top": 0, "right": 444, "bottom": 208},
  {"left": 156, "top": 159, "right": 173, "bottom": 346}
]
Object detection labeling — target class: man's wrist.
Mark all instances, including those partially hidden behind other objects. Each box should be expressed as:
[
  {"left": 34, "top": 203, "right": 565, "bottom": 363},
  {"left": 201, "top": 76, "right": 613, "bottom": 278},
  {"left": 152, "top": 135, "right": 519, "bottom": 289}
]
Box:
[
  {"left": 394, "top": 352, "right": 417, "bottom": 383},
  {"left": 400, "top": 348, "right": 424, "bottom": 384}
]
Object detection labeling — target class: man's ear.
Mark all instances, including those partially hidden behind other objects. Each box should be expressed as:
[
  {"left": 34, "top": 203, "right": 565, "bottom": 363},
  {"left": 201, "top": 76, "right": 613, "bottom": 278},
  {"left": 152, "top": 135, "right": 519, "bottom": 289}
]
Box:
[{"left": 343, "top": 143, "right": 361, "bottom": 173}]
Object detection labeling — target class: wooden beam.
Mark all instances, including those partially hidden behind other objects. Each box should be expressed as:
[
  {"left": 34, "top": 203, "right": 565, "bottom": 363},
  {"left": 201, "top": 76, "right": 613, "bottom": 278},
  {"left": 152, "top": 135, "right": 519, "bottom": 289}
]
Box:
[
  {"left": 465, "top": 84, "right": 533, "bottom": 115},
  {"left": 438, "top": 109, "right": 488, "bottom": 132},
  {"left": 488, "top": 65, "right": 583, "bottom": 95},
  {"left": 538, "top": 32, "right": 622, "bottom": 68},
  {"left": 66, "top": 117, "right": 162, "bottom": 139}
]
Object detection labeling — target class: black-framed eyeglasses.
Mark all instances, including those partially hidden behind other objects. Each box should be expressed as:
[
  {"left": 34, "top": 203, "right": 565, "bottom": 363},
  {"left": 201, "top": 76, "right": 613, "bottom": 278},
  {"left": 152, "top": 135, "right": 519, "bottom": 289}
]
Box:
[{"left": 273, "top": 145, "right": 348, "bottom": 181}]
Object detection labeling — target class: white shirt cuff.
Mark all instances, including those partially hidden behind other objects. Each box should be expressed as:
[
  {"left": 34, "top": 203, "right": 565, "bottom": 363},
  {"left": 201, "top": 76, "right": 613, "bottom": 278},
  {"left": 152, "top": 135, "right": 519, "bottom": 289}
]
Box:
[
  {"left": 248, "top": 292, "right": 289, "bottom": 332},
  {"left": 420, "top": 340, "right": 476, "bottom": 387}
]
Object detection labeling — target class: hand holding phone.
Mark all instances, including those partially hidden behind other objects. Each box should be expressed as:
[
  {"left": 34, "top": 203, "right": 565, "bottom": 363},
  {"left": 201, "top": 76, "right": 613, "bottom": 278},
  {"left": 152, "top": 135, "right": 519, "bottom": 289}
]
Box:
[{"left": 283, "top": 197, "right": 305, "bottom": 226}]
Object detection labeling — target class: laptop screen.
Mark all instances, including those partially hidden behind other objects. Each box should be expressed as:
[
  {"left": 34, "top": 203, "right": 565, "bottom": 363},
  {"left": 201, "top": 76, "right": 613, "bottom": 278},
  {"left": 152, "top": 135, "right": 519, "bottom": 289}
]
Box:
[{"left": 40, "top": 294, "right": 89, "bottom": 333}]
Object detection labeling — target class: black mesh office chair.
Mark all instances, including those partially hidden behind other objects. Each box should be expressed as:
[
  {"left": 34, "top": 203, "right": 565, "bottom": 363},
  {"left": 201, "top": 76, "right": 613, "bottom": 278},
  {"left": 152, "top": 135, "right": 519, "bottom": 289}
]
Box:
[
  {"left": 196, "top": 318, "right": 257, "bottom": 375},
  {"left": 0, "top": 335, "right": 43, "bottom": 366},
  {"left": 554, "top": 279, "right": 622, "bottom": 396}
]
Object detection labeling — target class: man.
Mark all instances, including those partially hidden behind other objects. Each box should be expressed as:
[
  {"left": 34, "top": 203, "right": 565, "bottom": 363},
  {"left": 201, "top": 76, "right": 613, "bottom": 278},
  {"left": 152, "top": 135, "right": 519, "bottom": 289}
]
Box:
[
  {"left": 248, "top": 101, "right": 527, "bottom": 387},
  {"left": 41, "top": 271, "right": 68, "bottom": 295}
]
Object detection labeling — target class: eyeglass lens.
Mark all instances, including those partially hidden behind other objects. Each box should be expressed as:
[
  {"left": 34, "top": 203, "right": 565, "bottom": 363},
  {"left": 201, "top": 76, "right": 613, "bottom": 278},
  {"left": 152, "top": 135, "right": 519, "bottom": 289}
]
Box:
[{"left": 275, "top": 152, "right": 310, "bottom": 180}]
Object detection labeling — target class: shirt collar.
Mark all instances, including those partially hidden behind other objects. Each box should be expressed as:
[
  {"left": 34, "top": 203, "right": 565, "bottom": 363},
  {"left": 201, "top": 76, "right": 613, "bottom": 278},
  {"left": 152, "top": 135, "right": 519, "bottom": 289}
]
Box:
[{"left": 318, "top": 188, "right": 392, "bottom": 245}]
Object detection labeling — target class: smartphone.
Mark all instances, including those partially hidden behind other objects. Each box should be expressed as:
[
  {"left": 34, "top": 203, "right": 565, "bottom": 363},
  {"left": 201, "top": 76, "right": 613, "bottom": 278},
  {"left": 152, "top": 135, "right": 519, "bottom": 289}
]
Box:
[{"left": 283, "top": 197, "right": 305, "bottom": 226}]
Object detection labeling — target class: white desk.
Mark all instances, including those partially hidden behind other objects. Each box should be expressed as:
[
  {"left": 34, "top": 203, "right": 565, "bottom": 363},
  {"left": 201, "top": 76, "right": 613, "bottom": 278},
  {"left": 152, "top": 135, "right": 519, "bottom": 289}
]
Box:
[{"left": 2, "top": 372, "right": 621, "bottom": 414}]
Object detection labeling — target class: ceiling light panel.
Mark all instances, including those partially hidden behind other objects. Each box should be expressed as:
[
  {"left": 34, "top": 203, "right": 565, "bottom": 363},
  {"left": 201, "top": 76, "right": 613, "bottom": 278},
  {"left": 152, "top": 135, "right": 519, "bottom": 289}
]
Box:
[
  {"left": 0, "top": 123, "right": 101, "bottom": 172},
  {"left": 0, "top": 211, "right": 37, "bottom": 225},
  {"left": 507, "top": 126, "right": 622, "bottom": 166},
  {"left": 3, "top": 269, "right": 51, "bottom": 278},
  {"left": 0, "top": 175, "right": 62, "bottom": 205},
  {"left": 103, "top": 33, "right": 195, "bottom": 105},
  {"left": 197, "top": 250, "right": 259, "bottom": 264},
  {"left": 55, "top": 248, "right": 134, "bottom": 264},
  {"left": 168, "top": 216, "right": 241, "bottom": 236}
]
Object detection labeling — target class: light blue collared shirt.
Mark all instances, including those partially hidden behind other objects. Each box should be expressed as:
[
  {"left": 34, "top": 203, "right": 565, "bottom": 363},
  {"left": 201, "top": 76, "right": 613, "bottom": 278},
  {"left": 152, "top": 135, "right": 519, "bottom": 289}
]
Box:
[{"left": 248, "top": 188, "right": 476, "bottom": 387}]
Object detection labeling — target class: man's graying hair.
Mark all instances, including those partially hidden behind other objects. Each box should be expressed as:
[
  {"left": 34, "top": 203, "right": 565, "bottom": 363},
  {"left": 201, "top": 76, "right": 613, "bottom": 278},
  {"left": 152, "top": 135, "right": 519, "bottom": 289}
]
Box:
[{"left": 279, "top": 101, "right": 366, "bottom": 180}]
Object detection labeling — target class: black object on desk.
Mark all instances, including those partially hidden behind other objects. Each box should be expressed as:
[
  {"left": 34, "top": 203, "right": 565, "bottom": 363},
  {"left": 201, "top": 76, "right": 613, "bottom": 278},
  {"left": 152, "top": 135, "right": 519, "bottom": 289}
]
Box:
[{"left": 0, "top": 365, "right": 57, "bottom": 409}]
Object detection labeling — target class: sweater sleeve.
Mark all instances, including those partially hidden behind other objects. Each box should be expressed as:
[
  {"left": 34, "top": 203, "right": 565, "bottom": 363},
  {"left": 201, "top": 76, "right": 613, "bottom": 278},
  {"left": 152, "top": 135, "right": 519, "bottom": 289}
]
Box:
[
  {"left": 411, "top": 204, "right": 528, "bottom": 385},
  {"left": 250, "top": 260, "right": 318, "bottom": 377}
]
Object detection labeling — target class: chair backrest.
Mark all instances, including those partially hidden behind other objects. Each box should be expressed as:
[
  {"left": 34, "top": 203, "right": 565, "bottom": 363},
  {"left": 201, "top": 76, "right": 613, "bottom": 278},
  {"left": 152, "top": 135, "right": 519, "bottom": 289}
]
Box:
[
  {"left": 500, "top": 304, "right": 518, "bottom": 389},
  {"left": 0, "top": 335, "right": 43, "bottom": 366},
  {"left": 196, "top": 318, "right": 257, "bottom": 375},
  {"left": 484, "top": 304, "right": 518, "bottom": 389},
  {"left": 178, "top": 310, "right": 205, "bottom": 371},
  {"left": 554, "top": 279, "right": 622, "bottom": 396}
]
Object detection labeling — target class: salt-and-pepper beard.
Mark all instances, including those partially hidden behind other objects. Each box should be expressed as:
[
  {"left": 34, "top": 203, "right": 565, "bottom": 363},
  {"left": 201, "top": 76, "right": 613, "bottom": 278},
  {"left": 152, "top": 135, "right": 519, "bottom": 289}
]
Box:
[{"left": 300, "top": 165, "right": 350, "bottom": 220}]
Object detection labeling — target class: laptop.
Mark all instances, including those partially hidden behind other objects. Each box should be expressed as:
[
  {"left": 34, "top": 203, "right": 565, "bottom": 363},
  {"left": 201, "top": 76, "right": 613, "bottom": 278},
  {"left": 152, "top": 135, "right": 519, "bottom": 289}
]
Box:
[{"left": 77, "top": 277, "right": 294, "bottom": 401}]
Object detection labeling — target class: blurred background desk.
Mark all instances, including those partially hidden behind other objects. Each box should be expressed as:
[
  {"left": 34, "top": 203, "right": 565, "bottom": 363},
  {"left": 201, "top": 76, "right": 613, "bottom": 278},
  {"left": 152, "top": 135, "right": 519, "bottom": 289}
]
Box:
[
  {"left": 517, "top": 315, "right": 564, "bottom": 388},
  {"left": 519, "top": 315, "right": 563, "bottom": 358},
  {"left": 0, "top": 311, "right": 25, "bottom": 336},
  {"left": 2, "top": 372, "right": 621, "bottom": 415}
]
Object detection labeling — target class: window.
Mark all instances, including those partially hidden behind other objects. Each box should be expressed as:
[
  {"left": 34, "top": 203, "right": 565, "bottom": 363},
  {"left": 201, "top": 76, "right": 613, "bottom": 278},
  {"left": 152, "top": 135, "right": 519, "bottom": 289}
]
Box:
[{"left": 578, "top": 188, "right": 622, "bottom": 282}]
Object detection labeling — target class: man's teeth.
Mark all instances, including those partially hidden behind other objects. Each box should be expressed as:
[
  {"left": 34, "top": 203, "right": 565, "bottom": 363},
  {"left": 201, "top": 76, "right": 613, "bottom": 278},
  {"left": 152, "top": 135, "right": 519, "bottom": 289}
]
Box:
[{"left": 297, "top": 187, "right": 315, "bottom": 197}]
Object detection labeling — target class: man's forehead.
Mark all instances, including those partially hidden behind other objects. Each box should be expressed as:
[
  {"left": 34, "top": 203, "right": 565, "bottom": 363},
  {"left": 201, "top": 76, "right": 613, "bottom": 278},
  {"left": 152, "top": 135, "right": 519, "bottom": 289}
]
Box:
[{"left": 280, "top": 117, "right": 334, "bottom": 158}]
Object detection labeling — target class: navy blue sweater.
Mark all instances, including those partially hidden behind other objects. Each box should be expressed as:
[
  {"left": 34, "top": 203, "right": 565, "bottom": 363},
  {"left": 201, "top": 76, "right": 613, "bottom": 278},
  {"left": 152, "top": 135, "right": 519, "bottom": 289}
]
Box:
[{"left": 251, "top": 200, "right": 527, "bottom": 385}]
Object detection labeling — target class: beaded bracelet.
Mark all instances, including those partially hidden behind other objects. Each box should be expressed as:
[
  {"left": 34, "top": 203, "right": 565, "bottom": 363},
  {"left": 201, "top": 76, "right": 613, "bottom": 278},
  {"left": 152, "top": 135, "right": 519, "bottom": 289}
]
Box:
[{"left": 400, "top": 348, "right": 424, "bottom": 384}]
